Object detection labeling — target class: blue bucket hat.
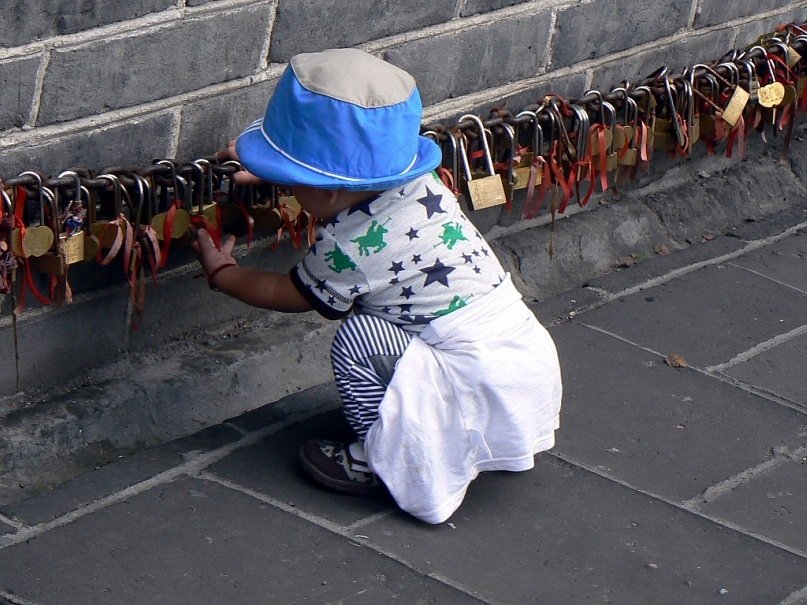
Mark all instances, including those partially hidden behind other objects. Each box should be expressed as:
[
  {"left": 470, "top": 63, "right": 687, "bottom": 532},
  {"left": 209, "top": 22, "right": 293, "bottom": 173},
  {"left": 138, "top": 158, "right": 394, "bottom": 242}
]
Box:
[{"left": 236, "top": 48, "right": 442, "bottom": 191}]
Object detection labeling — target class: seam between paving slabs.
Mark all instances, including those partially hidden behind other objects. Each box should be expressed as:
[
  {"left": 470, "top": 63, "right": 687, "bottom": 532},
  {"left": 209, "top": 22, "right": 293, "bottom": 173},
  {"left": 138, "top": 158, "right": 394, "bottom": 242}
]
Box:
[
  {"left": 0, "top": 588, "right": 41, "bottom": 605},
  {"left": 192, "top": 471, "right": 498, "bottom": 605},
  {"left": 565, "top": 220, "right": 807, "bottom": 319},
  {"left": 581, "top": 320, "right": 807, "bottom": 416},
  {"left": 548, "top": 452, "right": 807, "bottom": 562}
]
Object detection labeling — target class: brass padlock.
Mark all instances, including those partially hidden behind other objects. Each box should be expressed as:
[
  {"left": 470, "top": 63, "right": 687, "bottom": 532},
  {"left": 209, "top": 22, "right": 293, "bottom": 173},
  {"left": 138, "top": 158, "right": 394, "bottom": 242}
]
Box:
[
  {"left": 513, "top": 110, "right": 543, "bottom": 191},
  {"left": 11, "top": 171, "right": 54, "bottom": 259},
  {"left": 150, "top": 160, "right": 192, "bottom": 241},
  {"left": 457, "top": 114, "right": 507, "bottom": 211},
  {"left": 28, "top": 187, "right": 71, "bottom": 275}
]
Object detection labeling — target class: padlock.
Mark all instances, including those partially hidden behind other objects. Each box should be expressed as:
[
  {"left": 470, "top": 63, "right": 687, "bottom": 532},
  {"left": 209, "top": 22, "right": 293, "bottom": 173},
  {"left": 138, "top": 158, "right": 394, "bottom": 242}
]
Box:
[
  {"left": 11, "top": 171, "right": 54, "bottom": 259},
  {"left": 513, "top": 110, "right": 544, "bottom": 191},
  {"left": 53, "top": 171, "right": 86, "bottom": 266},
  {"left": 0, "top": 189, "right": 18, "bottom": 294},
  {"left": 496, "top": 122, "right": 519, "bottom": 204},
  {"left": 29, "top": 187, "right": 71, "bottom": 276},
  {"left": 150, "top": 160, "right": 192, "bottom": 241},
  {"left": 456, "top": 114, "right": 507, "bottom": 210}
]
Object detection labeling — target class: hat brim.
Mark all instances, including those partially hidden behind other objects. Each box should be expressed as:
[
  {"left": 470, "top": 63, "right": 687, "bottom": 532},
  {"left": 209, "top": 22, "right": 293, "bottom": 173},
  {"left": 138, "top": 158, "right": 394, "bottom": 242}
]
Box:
[{"left": 236, "top": 126, "right": 443, "bottom": 191}]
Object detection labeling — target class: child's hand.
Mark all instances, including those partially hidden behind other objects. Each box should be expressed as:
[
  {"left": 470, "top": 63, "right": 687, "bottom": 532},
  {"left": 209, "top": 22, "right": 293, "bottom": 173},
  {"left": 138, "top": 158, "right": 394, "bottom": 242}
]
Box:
[
  {"left": 216, "top": 139, "right": 264, "bottom": 186},
  {"left": 192, "top": 227, "right": 237, "bottom": 276}
]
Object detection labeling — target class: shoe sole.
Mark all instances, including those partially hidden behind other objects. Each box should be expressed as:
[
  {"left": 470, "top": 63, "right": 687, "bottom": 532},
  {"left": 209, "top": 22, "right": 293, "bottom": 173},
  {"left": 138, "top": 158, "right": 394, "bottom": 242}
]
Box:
[{"left": 298, "top": 446, "right": 388, "bottom": 498}]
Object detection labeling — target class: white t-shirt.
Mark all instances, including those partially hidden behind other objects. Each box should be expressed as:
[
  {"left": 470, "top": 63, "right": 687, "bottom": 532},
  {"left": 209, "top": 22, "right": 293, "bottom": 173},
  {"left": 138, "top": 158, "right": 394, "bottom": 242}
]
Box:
[{"left": 291, "top": 173, "right": 506, "bottom": 331}]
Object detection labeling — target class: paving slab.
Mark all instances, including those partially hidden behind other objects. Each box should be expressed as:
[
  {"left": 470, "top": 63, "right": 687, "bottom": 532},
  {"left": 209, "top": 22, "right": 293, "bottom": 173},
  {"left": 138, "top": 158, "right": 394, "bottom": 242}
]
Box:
[
  {"left": 1, "top": 424, "right": 242, "bottom": 525},
  {"left": 699, "top": 456, "right": 807, "bottom": 553},
  {"left": 0, "top": 475, "right": 473, "bottom": 605},
  {"left": 360, "top": 455, "right": 807, "bottom": 605},
  {"left": 208, "top": 410, "right": 395, "bottom": 528},
  {"left": 720, "top": 331, "right": 807, "bottom": 407},
  {"left": 549, "top": 322, "right": 807, "bottom": 502},
  {"left": 729, "top": 231, "right": 807, "bottom": 293},
  {"left": 580, "top": 263, "right": 807, "bottom": 367}
]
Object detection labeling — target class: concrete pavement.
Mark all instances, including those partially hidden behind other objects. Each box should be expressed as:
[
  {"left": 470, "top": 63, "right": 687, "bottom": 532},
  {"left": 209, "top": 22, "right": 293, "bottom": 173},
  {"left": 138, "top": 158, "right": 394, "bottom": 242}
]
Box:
[{"left": 0, "top": 201, "right": 805, "bottom": 604}]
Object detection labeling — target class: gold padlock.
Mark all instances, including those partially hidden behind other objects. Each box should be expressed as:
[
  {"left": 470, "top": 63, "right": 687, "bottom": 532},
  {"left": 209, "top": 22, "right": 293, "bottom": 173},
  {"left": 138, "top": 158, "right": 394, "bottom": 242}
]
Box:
[
  {"left": 457, "top": 114, "right": 507, "bottom": 211},
  {"left": 513, "top": 110, "right": 544, "bottom": 191}
]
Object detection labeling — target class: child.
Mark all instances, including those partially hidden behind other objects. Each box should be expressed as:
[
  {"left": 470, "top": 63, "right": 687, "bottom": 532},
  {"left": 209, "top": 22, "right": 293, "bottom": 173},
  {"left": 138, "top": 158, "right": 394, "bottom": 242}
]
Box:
[{"left": 194, "top": 48, "right": 562, "bottom": 524}]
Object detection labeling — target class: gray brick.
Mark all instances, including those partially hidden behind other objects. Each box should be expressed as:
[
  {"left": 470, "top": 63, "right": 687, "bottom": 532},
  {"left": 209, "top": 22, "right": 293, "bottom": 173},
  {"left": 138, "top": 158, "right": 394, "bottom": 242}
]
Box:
[
  {"left": 0, "top": 112, "right": 175, "bottom": 179},
  {"left": 696, "top": 0, "right": 797, "bottom": 28},
  {"left": 269, "top": 0, "right": 456, "bottom": 63},
  {"left": 734, "top": 10, "right": 807, "bottom": 47},
  {"left": 37, "top": 5, "right": 271, "bottom": 125},
  {"left": 384, "top": 10, "right": 553, "bottom": 106},
  {"left": 460, "top": 0, "right": 528, "bottom": 17},
  {"left": 0, "top": 0, "right": 174, "bottom": 48},
  {"left": 552, "top": 0, "right": 688, "bottom": 68},
  {"left": 177, "top": 79, "right": 277, "bottom": 160},
  {"left": 0, "top": 56, "right": 40, "bottom": 132},
  {"left": 589, "top": 29, "right": 736, "bottom": 91}
]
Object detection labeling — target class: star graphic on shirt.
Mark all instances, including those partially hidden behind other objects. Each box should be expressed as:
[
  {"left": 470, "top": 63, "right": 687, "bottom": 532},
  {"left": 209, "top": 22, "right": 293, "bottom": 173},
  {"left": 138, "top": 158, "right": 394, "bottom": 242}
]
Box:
[
  {"left": 382, "top": 306, "right": 392, "bottom": 314},
  {"left": 349, "top": 285, "right": 361, "bottom": 295},
  {"left": 417, "top": 185, "right": 446, "bottom": 218},
  {"left": 462, "top": 253, "right": 473, "bottom": 264},
  {"left": 327, "top": 295, "right": 336, "bottom": 305},
  {"left": 389, "top": 277, "right": 400, "bottom": 285},
  {"left": 400, "top": 303, "right": 413, "bottom": 313},
  {"left": 401, "top": 285, "right": 415, "bottom": 299},
  {"left": 481, "top": 247, "right": 490, "bottom": 256},
  {"left": 411, "top": 254, "right": 422, "bottom": 264},
  {"left": 472, "top": 249, "right": 480, "bottom": 257},
  {"left": 347, "top": 196, "right": 376, "bottom": 216},
  {"left": 473, "top": 265, "right": 481, "bottom": 274},
  {"left": 315, "top": 279, "right": 328, "bottom": 292},
  {"left": 398, "top": 188, "right": 406, "bottom": 197},
  {"left": 406, "top": 227, "right": 419, "bottom": 240},
  {"left": 324, "top": 215, "right": 340, "bottom": 228},
  {"left": 389, "top": 260, "right": 405, "bottom": 274},
  {"left": 420, "top": 258, "right": 454, "bottom": 287}
]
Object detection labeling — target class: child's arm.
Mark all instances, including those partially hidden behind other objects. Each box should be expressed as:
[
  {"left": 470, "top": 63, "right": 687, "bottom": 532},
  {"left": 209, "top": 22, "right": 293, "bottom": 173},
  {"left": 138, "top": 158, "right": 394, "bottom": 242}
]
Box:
[{"left": 193, "top": 228, "right": 313, "bottom": 313}]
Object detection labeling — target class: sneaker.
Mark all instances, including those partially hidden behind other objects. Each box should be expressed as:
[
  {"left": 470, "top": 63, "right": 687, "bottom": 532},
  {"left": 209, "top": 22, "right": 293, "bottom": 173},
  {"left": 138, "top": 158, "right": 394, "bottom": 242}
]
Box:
[{"left": 299, "top": 439, "right": 387, "bottom": 497}]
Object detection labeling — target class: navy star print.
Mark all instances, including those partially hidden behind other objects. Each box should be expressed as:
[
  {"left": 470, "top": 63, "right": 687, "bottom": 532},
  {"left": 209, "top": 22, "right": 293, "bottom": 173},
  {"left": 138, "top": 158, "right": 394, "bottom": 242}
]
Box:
[
  {"left": 421, "top": 258, "right": 454, "bottom": 287},
  {"left": 417, "top": 185, "right": 446, "bottom": 219}
]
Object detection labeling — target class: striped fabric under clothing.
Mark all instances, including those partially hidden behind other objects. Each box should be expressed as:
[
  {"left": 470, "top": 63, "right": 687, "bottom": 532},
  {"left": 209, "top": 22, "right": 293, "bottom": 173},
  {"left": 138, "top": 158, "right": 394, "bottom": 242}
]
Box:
[{"left": 331, "top": 314, "right": 413, "bottom": 439}]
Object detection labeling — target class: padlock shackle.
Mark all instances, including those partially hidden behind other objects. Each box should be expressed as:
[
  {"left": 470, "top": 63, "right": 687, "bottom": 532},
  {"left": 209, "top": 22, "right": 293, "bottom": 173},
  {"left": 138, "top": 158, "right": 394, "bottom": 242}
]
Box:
[{"left": 457, "top": 114, "right": 497, "bottom": 176}]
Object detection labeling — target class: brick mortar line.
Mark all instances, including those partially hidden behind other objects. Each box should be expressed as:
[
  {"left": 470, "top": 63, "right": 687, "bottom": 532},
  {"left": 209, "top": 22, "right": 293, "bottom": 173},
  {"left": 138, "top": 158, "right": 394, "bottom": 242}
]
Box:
[
  {"left": 26, "top": 51, "right": 49, "bottom": 129},
  {"left": 688, "top": 0, "right": 701, "bottom": 29},
  {"left": 3, "top": 2, "right": 794, "bottom": 147},
  {"left": 195, "top": 470, "right": 501, "bottom": 605},
  {"left": 0, "top": 0, "right": 265, "bottom": 61},
  {"left": 705, "top": 324, "right": 807, "bottom": 372},
  {"left": 683, "top": 446, "right": 807, "bottom": 509},
  {"left": 548, "top": 450, "right": 807, "bottom": 561},
  {"left": 424, "top": 5, "right": 804, "bottom": 120},
  {"left": 0, "top": 5, "right": 796, "bottom": 151}
]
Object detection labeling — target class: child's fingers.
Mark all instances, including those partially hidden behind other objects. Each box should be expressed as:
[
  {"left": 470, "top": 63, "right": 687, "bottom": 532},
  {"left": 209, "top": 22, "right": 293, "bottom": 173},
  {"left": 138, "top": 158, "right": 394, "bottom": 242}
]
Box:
[
  {"left": 232, "top": 169, "right": 264, "bottom": 186},
  {"left": 221, "top": 234, "right": 236, "bottom": 256}
]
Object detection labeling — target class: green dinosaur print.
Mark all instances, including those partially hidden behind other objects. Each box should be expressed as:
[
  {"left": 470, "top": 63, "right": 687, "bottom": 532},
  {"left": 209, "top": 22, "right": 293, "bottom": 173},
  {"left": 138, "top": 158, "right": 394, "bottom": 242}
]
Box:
[
  {"left": 351, "top": 218, "right": 391, "bottom": 256},
  {"left": 436, "top": 222, "right": 468, "bottom": 249},
  {"left": 324, "top": 244, "right": 356, "bottom": 273},
  {"left": 435, "top": 295, "right": 469, "bottom": 317}
]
